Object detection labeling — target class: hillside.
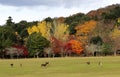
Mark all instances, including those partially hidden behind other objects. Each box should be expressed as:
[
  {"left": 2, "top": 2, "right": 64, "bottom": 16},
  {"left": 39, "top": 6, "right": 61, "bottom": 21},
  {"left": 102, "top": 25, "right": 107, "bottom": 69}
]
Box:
[
  {"left": 0, "top": 4, "right": 120, "bottom": 58},
  {"left": 87, "top": 4, "right": 120, "bottom": 19}
]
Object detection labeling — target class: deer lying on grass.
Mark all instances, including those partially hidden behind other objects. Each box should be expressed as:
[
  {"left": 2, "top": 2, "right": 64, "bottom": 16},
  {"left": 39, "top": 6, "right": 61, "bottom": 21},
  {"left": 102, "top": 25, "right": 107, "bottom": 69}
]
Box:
[{"left": 41, "top": 62, "right": 49, "bottom": 67}]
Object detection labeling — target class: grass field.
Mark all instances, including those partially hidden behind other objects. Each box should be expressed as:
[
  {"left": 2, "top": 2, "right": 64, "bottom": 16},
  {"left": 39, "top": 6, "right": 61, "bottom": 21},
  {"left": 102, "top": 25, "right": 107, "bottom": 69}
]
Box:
[{"left": 0, "top": 56, "right": 120, "bottom": 77}]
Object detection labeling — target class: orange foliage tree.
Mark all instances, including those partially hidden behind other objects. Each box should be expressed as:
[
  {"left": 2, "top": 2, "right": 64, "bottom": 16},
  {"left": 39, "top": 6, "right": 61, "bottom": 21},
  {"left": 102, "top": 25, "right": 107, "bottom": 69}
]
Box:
[
  {"left": 75, "top": 20, "right": 97, "bottom": 45},
  {"left": 65, "top": 40, "right": 84, "bottom": 55}
]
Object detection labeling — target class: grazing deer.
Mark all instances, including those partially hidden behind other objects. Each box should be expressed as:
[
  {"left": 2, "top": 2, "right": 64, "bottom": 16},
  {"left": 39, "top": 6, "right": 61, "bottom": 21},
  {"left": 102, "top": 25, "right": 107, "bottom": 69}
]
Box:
[
  {"left": 98, "top": 61, "right": 102, "bottom": 66},
  {"left": 20, "top": 63, "right": 22, "bottom": 67},
  {"left": 45, "top": 62, "right": 49, "bottom": 65},
  {"left": 86, "top": 61, "right": 90, "bottom": 65},
  {"left": 10, "top": 63, "right": 13, "bottom": 67},
  {"left": 41, "top": 62, "right": 49, "bottom": 67}
]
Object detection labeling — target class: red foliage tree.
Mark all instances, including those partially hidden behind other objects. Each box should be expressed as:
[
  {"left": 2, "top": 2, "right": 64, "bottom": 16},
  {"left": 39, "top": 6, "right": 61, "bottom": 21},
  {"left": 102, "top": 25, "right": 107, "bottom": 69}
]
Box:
[
  {"left": 51, "top": 35, "right": 84, "bottom": 55},
  {"left": 51, "top": 36, "right": 63, "bottom": 54},
  {"left": 13, "top": 45, "right": 28, "bottom": 57}
]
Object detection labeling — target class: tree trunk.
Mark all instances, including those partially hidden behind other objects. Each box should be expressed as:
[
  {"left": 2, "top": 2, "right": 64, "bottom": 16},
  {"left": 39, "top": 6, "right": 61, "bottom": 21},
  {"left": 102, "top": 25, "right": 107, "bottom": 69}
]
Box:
[
  {"left": 0, "top": 49, "right": 5, "bottom": 59},
  {"left": 10, "top": 54, "right": 13, "bottom": 59},
  {"left": 60, "top": 48, "right": 64, "bottom": 57},
  {"left": 48, "top": 53, "right": 51, "bottom": 58},
  {"left": 114, "top": 51, "right": 116, "bottom": 56},
  {"left": 52, "top": 54, "right": 55, "bottom": 58}
]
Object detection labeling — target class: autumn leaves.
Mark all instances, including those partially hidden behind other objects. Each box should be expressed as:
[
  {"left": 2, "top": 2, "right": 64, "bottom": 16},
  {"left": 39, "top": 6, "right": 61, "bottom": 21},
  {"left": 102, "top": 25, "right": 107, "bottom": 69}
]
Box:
[
  {"left": 27, "top": 19, "right": 84, "bottom": 56},
  {"left": 26, "top": 18, "right": 120, "bottom": 56}
]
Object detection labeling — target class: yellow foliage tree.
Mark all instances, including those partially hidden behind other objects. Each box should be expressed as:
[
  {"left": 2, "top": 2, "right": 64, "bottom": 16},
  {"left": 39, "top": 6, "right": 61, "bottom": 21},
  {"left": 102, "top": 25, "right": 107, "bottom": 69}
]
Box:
[
  {"left": 52, "top": 19, "right": 69, "bottom": 42},
  {"left": 27, "top": 21, "right": 51, "bottom": 40},
  {"left": 110, "top": 26, "right": 120, "bottom": 40},
  {"left": 118, "top": 17, "right": 120, "bottom": 23},
  {"left": 27, "top": 20, "right": 69, "bottom": 42},
  {"left": 110, "top": 26, "right": 120, "bottom": 56}
]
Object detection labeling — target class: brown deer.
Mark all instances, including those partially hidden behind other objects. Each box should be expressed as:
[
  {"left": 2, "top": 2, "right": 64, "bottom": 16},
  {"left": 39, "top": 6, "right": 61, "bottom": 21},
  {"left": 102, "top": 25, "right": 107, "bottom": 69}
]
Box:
[
  {"left": 20, "top": 63, "right": 22, "bottom": 67},
  {"left": 41, "top": 62, "right": 49, "bottom": 67},
  {"left": 86, "top": 61, "right": 90, "bottom": 65},
  {"left": 98, "top": 61, "right": 102, "bottom": 66},
  {"left": 10, "top": 63, "right": 13, "bottom": 67},
  {"left": 45, "top": 62, "right": 49, "bottom": 65}
]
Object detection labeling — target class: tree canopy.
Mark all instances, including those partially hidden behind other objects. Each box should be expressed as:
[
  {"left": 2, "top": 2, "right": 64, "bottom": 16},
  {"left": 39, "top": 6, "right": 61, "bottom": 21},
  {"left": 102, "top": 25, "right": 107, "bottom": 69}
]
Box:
[{"left": 26, "top": 32, "right": 50, "bottom": 56}]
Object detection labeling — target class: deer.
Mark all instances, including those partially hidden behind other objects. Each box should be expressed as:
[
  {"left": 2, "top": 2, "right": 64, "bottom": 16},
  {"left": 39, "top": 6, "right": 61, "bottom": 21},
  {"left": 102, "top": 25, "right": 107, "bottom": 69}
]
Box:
[
  {"left": 86, "top": 61, "right": 90, "bottom": 65},
  {"left": 98, "top": 61, "right": 102, "bottom": 66},
  {"left": 41, "top": 62, "right": 49, "bottom": 67},
  {"left": 10, "top": 63, "right": 14, "bottom": 67},
  {"left": 20, "top": 63, "right": 22, "bottom": 67}
]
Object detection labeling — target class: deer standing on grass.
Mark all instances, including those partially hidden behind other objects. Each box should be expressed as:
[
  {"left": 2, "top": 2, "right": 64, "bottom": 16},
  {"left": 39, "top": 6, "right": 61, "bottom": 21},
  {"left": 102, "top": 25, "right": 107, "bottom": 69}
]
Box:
[
  {"left": 41, "top": 62, "right": 49, "bottom": 67},
  {"left": 98, "top": 61, "right": 102, "bottom": 66},
  {"left": 20, "top": 63, "right": 22, "bottom": 67},
  {"left": 86, "top": 61, "right": 90, "bottom": 65},
  {"left": 10, "top": 63, "right": 13, "bottom": 67}
]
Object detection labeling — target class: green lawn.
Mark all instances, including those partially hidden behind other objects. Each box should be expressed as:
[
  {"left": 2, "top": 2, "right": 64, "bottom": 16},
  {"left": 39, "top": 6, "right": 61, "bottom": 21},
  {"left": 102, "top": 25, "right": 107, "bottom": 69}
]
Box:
[{"left": 0, "top": 56, "right": 120, "bottom": 77}]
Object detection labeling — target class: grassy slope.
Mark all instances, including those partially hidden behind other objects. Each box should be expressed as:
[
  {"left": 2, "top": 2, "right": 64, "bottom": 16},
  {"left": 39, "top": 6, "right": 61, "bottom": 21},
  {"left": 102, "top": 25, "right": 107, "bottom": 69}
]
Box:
[{"left": 0, "top": 56, "right": 120, "bottom": 77}]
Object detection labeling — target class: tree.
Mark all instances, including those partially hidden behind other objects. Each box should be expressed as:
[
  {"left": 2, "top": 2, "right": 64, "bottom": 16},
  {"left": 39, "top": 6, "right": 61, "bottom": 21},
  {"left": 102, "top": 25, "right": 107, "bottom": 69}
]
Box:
[
  {"left": 50, "top": 36, "right": 62, "bottom": 55},
  {"left": 27, "top": 21, "right": 51, "bottom": 40},
  {"left": 49, "top": 19, "right": 70, "bottom": 56},
  {"left": 5, "top": 16, "right": 15, "bottom": 28},
  {"left": 27, "top": 19, "right": 69, "bottom": 41},
  {"left": 51, "top": 19, "right": 69, "bottom": 42},
  {"left": 15, "top": 21, "right": 28, "bottom": 35},
  {"left": 110, "top": 26, "right": 120, "bottom": 56},
  {"left": 102, "top": 6, "right": 120, "bottom": 20},
  {"left": 0, "top": 26, "right": 16, "bottom": 58},
  {"left": 14, "top": 21, "right": 30, "bottom": 45},
  {"left": 13, "top": 45, "right": 28, "bottom": 58},
  {"left": 75, "top": 20, "right": 97, "bottom": 45},
  {"left": 26, "top": 32, "right": 50, "bottom": 57},
  {"left": 66, "top": 40, "right": 84, "bottom": 55},
  {"left": 85, "top": 43, "right": 100, "bottom": 56},
  {"left": 64, "top": 13, "right": 90, "bottom": 34},
  {"left": 85, "top": 36, "right": 103, "bottom": 56},
  {"left": 90, "top": 36, "right": 103, "bottom": 45},
  {"left": 44, "top": 17, "right": 53, "bottom": 22},
  {"left": 68, "top": 22, "right": 77, "bottom": 34},
  {"left": 27, "top": 19, "right": 70, "bottom": 56},
  {"left": 101, "top": 43, "right": 112, "bottom": 56}
]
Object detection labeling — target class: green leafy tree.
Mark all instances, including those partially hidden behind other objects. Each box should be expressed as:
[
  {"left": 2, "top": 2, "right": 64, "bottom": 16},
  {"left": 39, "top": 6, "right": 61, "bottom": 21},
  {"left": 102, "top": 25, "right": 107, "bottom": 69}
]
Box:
[
  {"left": 102, "top": 6, "right": 120, "bottom": 20},
  {"left": 68, "top": 22, "right": 77, "bottom": 34},
  {"left": 101, "top": 43, "right": 112, "bottom": 56},
  {"left": 5, "top": 16, "right": 15, "bottom": 28},
  {"left": 90, "top": 36, "right": 103, "bottom": 45},
  {"left": 0, "top": 26, "right": 16, "bottom": 58},
  {"left": 15, "top": 21, "right": 28, "bottom": 34},
  {"left": 26, "top": 32, "right": 50, "bottom": 57},
  {"left": 44, "top": 17, "right": 53, "bottom": 22},
  {"left": 15, "top": 21, "right": 29, "bottom": 45}
]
